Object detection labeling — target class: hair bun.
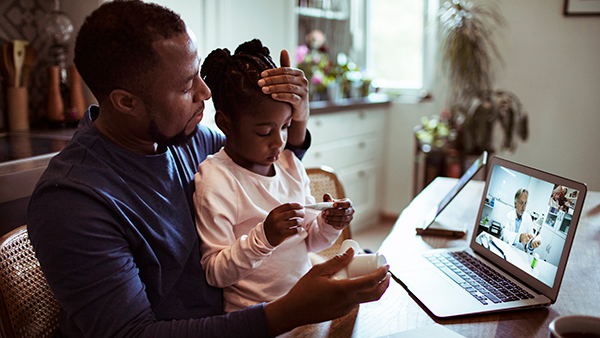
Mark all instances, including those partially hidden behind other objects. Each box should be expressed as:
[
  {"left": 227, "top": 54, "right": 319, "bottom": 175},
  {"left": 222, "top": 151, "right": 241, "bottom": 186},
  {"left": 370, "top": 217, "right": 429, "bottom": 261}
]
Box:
[
  {"left": 201, "top": 48, "right": 231, "bottom": 85},
  {"left": 234, "top": 39, "right": 270, "bottom": 59}
]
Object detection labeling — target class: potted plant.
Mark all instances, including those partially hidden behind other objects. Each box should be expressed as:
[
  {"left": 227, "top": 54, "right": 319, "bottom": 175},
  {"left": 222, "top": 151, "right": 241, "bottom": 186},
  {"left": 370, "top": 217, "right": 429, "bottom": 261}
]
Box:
[{"left": 437, "top": 0, "right": 528, "bottom": 154}]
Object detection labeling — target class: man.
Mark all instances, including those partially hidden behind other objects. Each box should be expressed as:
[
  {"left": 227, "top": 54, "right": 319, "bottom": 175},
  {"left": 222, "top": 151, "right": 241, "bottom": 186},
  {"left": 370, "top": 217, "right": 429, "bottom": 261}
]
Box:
[
  {"left": 27, "top": 1, "right": 389, "bottom": 337},
  {"left": 501, "top": 188, "right": 541, "bottom": 252}
]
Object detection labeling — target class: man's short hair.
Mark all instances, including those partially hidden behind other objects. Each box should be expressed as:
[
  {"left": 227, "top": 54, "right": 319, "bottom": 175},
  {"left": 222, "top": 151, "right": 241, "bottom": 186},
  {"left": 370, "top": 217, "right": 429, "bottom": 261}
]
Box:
[
  {"left": 74, "top": 0, "right": 186, "bottom": 103},
  {"left": 514, "top": 188, "right": 529, "bottom": 203}
]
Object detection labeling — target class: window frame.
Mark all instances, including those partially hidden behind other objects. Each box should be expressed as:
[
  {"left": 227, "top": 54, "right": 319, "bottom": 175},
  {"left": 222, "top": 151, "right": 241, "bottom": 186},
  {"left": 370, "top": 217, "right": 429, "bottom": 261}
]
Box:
[{"left": 362, "top": 0, "right": 439, "bottom": 99}]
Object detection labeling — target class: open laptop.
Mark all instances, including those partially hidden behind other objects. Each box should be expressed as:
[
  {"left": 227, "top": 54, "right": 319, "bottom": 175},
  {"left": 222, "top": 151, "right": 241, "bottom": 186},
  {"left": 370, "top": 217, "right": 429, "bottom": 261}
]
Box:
[
  {"left": 394, "top": 156, "right": 587, "bottom": 317},
  {"left": 416, "top": 151, "right": 488, "bottom": 237}
]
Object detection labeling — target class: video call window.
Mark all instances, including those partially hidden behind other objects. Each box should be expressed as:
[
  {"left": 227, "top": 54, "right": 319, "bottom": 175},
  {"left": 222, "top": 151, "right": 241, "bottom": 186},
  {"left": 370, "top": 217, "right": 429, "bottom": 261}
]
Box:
[{"left": 475, "top": 165, "right": 580, "bottom": 287}]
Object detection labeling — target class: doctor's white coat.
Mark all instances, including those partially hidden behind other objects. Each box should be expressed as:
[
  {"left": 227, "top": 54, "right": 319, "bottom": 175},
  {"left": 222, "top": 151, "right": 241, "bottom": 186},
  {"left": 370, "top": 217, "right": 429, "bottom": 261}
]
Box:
[{"left": 501, "top": 209, "right": 534, "bottom": 251}]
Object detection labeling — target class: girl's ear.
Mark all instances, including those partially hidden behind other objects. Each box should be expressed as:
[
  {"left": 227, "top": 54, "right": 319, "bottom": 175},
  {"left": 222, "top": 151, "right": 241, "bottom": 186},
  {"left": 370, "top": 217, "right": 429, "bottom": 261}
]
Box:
[{"left": 215, "top": 110, "right": 232, "bottom": 136}]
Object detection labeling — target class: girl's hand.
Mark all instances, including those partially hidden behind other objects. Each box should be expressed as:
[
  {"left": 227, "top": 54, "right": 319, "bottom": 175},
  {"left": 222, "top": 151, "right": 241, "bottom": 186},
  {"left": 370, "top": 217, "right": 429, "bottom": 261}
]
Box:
[
  {"left": 321, "top": 193, "right": 355, "bottom": 230},
  {"left": 264, "top": 203, "right": 305, "bottom": 246}
]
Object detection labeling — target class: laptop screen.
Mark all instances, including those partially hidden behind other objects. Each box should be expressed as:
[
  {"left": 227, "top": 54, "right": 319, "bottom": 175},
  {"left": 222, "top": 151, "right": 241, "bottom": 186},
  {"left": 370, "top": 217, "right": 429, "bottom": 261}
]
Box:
[{"left": 474, "top": 163, "right": 582, "bottom": 288}]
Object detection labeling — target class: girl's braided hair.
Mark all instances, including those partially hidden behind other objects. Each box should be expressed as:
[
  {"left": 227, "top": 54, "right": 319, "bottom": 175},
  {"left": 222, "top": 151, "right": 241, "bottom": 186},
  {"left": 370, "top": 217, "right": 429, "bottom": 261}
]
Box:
[{"left": 201, "top": 39, "right": 278, "bottom": 121}]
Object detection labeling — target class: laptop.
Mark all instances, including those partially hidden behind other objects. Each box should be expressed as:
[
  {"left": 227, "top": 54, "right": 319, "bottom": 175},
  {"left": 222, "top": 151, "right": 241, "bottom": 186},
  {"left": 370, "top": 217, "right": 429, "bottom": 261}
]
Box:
[
  {"left": 394, "top": 155, "right": 587, "bottom": 317},
  {"left": 416, "top": 151, "right": 488, "bottom": 237}
]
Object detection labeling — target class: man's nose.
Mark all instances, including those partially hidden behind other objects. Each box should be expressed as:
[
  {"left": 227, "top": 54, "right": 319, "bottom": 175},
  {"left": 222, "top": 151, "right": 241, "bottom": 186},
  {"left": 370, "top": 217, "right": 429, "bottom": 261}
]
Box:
[{"left": 194, "top": 76, "right": 212, "bottom": 102}]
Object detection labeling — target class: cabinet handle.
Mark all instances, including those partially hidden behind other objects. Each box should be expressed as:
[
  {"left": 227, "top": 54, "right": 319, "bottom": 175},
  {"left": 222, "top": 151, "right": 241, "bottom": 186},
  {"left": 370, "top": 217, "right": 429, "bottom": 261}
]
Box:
[
  {"left": 315, "top": 119, "right": 322, "bottom": 127},
  {"left": 358, "top": 170, "right": 366, "bottom": 177},
  {"left": 315, "top": 152, "right": 321, "bottom": 158},
  {"left": 358, "top": 141, "right": 366, "bottom": 149},
  {"left": 358, "top": 111, "right": 366, "bottom": 119}
]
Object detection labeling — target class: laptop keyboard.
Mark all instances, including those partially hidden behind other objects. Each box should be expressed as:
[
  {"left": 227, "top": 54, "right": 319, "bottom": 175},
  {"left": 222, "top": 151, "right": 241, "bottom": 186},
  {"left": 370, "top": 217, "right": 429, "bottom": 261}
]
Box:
[{"left": 424, "top": 251, "right": 535, "bottom": 305}]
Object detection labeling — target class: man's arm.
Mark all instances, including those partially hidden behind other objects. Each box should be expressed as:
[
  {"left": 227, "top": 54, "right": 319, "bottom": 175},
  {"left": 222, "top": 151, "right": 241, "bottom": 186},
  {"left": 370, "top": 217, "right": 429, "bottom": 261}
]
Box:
[
  {"left": 28, "top": 182, "right": 271, "bottom": 338},
  {"left": 264, "top": 248, "right": 390, "bottom": 336},
  {"left": 523, "top": 216, "right": 540, "bottom": 250}
]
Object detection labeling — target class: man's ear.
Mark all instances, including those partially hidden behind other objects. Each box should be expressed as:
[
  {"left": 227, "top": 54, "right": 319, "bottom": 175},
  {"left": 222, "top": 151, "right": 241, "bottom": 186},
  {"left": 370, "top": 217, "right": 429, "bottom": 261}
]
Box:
[
  {"left": 215, "top": 110, "right": 232, "bottom": 136},
  {"left": 108, "top": 89, "right": 141, "bottom": 116}
]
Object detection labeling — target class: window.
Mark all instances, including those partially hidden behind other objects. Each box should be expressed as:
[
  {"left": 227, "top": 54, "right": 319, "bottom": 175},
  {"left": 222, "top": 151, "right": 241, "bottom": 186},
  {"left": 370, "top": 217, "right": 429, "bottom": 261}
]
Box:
[{"left": 366, "top": 0, "right": 436, "bottom": 97}]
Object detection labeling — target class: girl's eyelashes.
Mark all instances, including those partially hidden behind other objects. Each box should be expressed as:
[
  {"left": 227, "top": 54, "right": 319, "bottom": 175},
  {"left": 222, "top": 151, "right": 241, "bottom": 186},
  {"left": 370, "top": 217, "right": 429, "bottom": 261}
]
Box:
[
  {"left": 256, "top": 122, "right": 291, "bottom": 136},
  {"left": 256, "top": 129, "right": 271, "bottom": 137}
]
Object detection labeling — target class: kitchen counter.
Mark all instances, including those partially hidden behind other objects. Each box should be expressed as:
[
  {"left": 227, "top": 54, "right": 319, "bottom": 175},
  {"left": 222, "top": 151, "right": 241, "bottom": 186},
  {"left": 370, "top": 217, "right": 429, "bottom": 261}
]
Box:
[
  {"left": 309, "top": 93, "right": 391, "bottom": 115},
  {"left": 0, "top": 126, "right": 77, "bottom": 172},
  {"left": 0, "top": 128, "right": 76, "bottom": 235}
]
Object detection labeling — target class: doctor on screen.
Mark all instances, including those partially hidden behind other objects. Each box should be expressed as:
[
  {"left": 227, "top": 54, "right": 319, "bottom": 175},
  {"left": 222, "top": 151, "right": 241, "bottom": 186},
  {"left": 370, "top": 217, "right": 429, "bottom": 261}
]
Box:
[{"left": 501, "top": 188, "right": 541, "bottom": 252}]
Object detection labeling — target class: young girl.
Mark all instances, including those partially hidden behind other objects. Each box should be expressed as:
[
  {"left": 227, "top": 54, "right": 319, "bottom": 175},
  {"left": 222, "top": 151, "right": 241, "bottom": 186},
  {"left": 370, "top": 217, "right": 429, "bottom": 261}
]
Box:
[{"left": 194, "top": 39, "right": 354, "bottom": 312}]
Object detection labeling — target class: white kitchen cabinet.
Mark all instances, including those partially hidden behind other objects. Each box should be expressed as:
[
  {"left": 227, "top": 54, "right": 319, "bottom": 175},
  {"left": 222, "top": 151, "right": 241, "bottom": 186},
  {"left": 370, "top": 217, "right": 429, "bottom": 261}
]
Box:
[
  {"left": 199, "top": 0, "right": 297, "bottom": 62},
  {"left": 146, "top": 1, "right": 296, "bottom": 59},
  {"left": 304, "top": 106, "right": 388, "bottom": 233}
]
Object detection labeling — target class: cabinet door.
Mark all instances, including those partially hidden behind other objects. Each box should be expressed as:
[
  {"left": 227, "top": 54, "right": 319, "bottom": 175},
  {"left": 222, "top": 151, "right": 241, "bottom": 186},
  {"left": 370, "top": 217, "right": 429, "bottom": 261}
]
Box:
[
  {"left": 538, "top": 224, "right": 566, "bottom": 266},
  {"left": 303, "top": 134, "right": 381, "bottom": 169},
  {"left": 304, "top": 108, "right": 387, "bottom": 232},
  {"left": 308, "top": 109, "right": 386, "bottom": 145},
  {"left": 338, "top": 164, "right": 382, "bottom": 233},
  {"left": 201, "top": 0, "right": 296, "bottom": 60}
]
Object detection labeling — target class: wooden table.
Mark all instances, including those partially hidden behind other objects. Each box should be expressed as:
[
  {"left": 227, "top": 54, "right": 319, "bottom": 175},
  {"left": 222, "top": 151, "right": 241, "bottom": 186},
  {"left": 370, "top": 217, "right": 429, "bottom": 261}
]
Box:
[{"left": 281, "top": 177, "right": 600, "bottom": 337}]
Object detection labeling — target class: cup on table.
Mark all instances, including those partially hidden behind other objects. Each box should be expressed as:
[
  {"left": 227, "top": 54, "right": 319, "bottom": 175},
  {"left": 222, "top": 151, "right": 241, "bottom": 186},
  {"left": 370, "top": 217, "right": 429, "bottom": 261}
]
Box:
[{"left": 549, "top": 315, "right": 600, "bottom": 338}]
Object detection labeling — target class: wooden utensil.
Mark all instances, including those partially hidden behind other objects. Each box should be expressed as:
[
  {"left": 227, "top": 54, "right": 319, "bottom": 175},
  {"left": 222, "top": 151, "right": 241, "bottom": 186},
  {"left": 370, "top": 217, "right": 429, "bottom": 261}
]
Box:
[
  {"left": 68, "top": 64, "right": 85, "bottom": 121},
  {"left": 7, "top": 87, "right": 29, "bottom": 131},
  {"left": 21, "top": 45, "right": 37, "bottom": 87},
  {"left": 12, "top": 40, "right": 28, "bottom": 87},
  {"left": 0, "top": 45, "right": 8, "bottom": 82},
  {"left": 47, "top": 65, "right": 65, "bottom": 123},
  {"left": 2, "top": 42, "right": 15, "bottom": 87}
]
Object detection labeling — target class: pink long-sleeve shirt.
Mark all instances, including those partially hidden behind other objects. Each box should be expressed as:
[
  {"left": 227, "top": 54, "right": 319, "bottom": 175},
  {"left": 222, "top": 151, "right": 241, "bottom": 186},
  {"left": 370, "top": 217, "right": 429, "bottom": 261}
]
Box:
[{"left": 194, "top": 149, "right": 341, "bottom": 312}]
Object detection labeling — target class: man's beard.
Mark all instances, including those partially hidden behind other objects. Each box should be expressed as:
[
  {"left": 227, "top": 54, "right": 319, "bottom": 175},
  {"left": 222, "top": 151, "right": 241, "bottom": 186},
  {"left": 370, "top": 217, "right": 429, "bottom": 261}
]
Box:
[
  {"left": 144, "top": 96, "right": 203, "bottom": 152},
  {"left": 148, "top": 119, "right": 196, "bottom": 152}
]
